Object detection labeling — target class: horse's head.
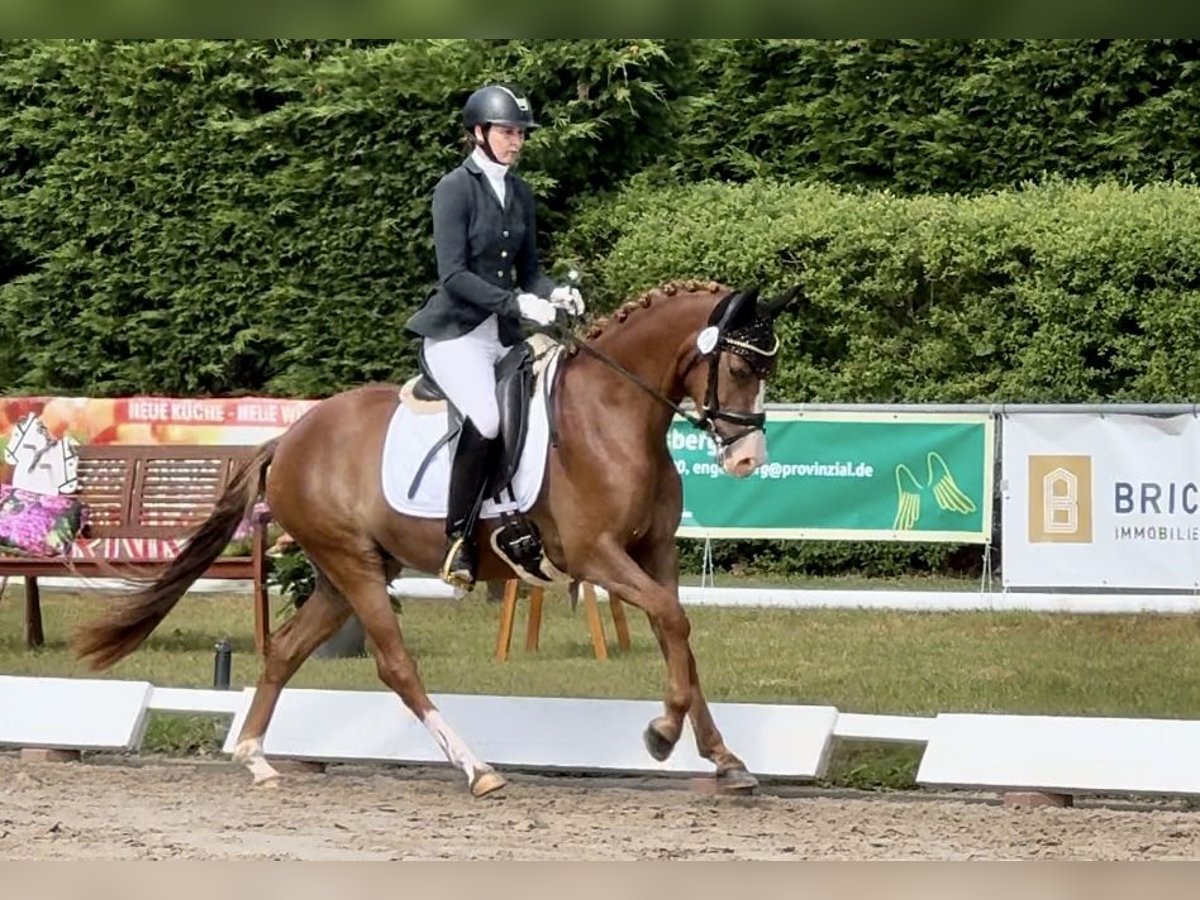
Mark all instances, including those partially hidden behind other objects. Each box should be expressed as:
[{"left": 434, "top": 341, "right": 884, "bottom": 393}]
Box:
[{"left": 684, "top": 286, "right": 799, "bottom": 478}]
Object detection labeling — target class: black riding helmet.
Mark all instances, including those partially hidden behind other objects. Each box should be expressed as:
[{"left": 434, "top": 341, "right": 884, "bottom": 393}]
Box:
[
  {"left": 463, "top": 85, "right": 538, "bottom": 163},
  {"left": 463, "top": 84, "right": 539, "bottom": 132}
]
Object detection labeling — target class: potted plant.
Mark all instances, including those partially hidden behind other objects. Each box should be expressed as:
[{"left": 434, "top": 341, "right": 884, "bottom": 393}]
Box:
[{"left": 266, "top": 535, "right": 397, "bottom": 659}]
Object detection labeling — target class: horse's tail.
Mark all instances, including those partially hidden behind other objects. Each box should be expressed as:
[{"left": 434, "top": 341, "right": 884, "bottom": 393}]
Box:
[{"left": 73, "top": 439, "right": 279, "bottom": 671}]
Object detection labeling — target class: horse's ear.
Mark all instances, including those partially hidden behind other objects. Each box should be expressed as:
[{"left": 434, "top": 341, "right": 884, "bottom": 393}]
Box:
[
  {"left": 709, "top": 287, "right": 760, "bottom": 330},
  {"left": 761, "top": 285, "right": 804, "bottom": 319},
  {"left": 736, "top": 286, "right": 761, "bottom": 326}
]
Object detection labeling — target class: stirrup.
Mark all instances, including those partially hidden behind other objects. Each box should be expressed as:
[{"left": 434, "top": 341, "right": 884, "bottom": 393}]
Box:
[{"left": 440, "top": 535, "right": 477, "bottom": 590}]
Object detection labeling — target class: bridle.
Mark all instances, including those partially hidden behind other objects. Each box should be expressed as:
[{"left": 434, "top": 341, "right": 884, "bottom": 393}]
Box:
[
  {"left": 689, "top": 323, "right": 778, "bottom": 449},
  {"left": 548, "top": 292, "right": 778, "bottom": 451}
]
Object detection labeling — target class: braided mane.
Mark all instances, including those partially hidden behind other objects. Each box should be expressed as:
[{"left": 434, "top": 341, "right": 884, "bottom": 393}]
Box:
[{"left": 581, "top": 279, "right": 728, "bottom": 341}]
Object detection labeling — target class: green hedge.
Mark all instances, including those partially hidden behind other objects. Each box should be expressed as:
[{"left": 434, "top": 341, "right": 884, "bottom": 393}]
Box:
[
  {"left": 0, "top": 39, "right": 694, "bottom": 396},
  {"left": 4, "top": 40, "right": 1200, "bottom": 400},
  {"left": 567, "top": 177, "right": 1200, "bottom": 405},
  {"left": 672, "top": 39, "right": 1200, "bottom": 192}
]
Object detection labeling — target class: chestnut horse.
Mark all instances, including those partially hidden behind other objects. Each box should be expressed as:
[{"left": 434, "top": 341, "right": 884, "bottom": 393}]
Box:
[{"left": 74, "top": 280, "right": 795, "bottom": 797}]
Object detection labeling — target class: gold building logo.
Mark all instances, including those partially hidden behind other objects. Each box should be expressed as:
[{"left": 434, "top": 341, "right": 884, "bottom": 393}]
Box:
[{"left": 1028, "top": 455, "right": 1092, "bottom": 543}]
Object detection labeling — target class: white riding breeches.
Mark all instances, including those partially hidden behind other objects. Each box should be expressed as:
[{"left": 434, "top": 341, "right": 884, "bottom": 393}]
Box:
[{"left": 422, "top": 315, "right": 512, "bottom": 439}]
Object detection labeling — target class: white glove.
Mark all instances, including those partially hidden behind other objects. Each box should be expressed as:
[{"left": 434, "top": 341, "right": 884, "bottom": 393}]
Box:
[
  {"left": 516, "top": 292, "right": 556, "bottom": 326},
  {"left": 549, "top": 285, "right": 585, "bottom": 316}
]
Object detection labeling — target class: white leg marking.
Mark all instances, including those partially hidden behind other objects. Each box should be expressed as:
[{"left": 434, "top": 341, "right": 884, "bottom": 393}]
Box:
[
  {"left": 233, "top": 737, "right": 281, "bottom": 785},
  {"left": 423, "top": 710, "right": 489, "bottom": 784}
]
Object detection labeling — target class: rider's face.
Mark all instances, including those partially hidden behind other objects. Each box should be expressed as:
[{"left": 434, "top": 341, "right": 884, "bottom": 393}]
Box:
[{"left": 476, "top": 124, "right": 525, "bottom": 165}]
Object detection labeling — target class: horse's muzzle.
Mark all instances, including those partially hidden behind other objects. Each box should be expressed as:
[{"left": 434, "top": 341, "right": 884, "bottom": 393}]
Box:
[{"left": 721, "top": 430, "right": 767, "bottom": 478}]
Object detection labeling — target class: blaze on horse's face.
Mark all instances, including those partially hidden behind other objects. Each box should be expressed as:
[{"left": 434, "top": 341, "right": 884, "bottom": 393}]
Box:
[
  {"left": 714, "top": 351, "right": 768, "bottom": 478},
  {"left": 694, "top": 287, "right": 795, "bottom": 478}
]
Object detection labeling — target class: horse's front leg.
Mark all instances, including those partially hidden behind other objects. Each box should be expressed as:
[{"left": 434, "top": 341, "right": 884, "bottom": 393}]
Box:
[
  {"left": 584, "top": 537, "right": 697, "bottom": 763},
  {"left": 634, "top": 538, "right": 758, "bottom": 794}
]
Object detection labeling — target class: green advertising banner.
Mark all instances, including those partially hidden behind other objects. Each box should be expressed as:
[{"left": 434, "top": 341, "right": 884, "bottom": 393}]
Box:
[{"left": 671, "top": 412, "right": 994, "bottom": 542}]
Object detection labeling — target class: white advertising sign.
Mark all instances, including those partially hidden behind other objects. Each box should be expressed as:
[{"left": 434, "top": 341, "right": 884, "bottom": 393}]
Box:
[{"left": 1002, "top": 413, "right": 1200, "bottom": 589}]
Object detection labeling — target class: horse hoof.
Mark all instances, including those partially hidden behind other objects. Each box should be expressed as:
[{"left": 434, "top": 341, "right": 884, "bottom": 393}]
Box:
[
  {"left": 716, "top": 767, "right": 759, "bottom": 795},
  {"left": 643, "top": 721, "right": 677, "bottom": 762},
  {"left": 253, "top": 774, "right": 281, "bottom": 789},
  {"left": 471, "top": 770, "right": 507, "bottom": 798}
]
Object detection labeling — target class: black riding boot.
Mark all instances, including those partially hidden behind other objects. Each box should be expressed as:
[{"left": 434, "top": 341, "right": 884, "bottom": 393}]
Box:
[{"left": 440, "top": 419, "right": 497, "bottom": 590}]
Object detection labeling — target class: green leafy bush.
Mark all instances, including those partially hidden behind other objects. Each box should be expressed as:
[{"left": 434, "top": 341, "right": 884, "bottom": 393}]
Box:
[
  {"left": 671, "top": 39, "right": 1200, "bottom": 193},
  {"left": 0, "top": 39, "right": 692, "bottom": 396},
  {"left": 5, "top": 40, "right": 1200, "bottom": 400},
  {"left": 7, "top": 39, "right": 1200, "bottom": 578},
  {"left": 566, "top": 177, "right": 1200, "bottom": 405},
  {"left": 266, "top": 540, "right": 317, "bottom": 612}
]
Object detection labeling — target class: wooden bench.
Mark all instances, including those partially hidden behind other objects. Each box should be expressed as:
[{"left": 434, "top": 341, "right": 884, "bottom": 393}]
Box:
[{"left": 0, "top": 445, "right": 271, "bottom": 653}]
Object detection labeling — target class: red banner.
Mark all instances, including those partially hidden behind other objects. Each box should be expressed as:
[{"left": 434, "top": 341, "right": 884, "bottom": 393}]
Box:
[{"left": 0, "top": 396, "right": 318, "bottom": 449}]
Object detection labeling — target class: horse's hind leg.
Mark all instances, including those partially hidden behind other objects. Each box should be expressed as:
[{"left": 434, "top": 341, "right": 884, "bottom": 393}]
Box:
[
  {"left": 313, "top": 543, "right": 506, "bottom": 799},
  {"left": 233, "top": 571, "right": 352, "bottom": 785}
]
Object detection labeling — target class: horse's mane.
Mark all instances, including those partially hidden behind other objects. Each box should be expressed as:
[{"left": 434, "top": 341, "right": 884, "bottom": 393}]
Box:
[{"left": 581, "top": 279, "right": 728, "bottom": 342}]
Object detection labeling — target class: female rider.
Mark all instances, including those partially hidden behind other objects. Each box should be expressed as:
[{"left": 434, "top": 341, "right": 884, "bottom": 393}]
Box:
[{"left": 406, "top": 84, "right": 583, "bottom": 590}]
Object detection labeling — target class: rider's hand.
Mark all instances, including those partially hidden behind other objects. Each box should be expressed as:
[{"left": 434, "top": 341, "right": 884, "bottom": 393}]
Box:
[
  {"left": 549, "top": 285, "right": 585, "bottom": 316},
  {"left": 516, "top": 292, "right": 557, "bottom": 326}
]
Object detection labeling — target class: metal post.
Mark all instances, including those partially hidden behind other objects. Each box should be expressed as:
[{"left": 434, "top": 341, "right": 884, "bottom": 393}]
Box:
[{"left": 213, "top": 638, "right": 232, "bottom": 690}]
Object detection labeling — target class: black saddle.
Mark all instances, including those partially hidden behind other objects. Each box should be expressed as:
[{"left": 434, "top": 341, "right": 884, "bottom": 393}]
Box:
[
  {"left": 407, "top": 341, "right": 538, "bottom": 501},
  {"left": 406, "top": 338, "right": 568, "bottom": 585}
]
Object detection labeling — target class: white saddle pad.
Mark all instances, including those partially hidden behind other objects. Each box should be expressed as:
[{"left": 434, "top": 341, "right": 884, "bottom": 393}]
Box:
[{"left": 381, "top": 350, "right": 561, "bottom": 519}]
